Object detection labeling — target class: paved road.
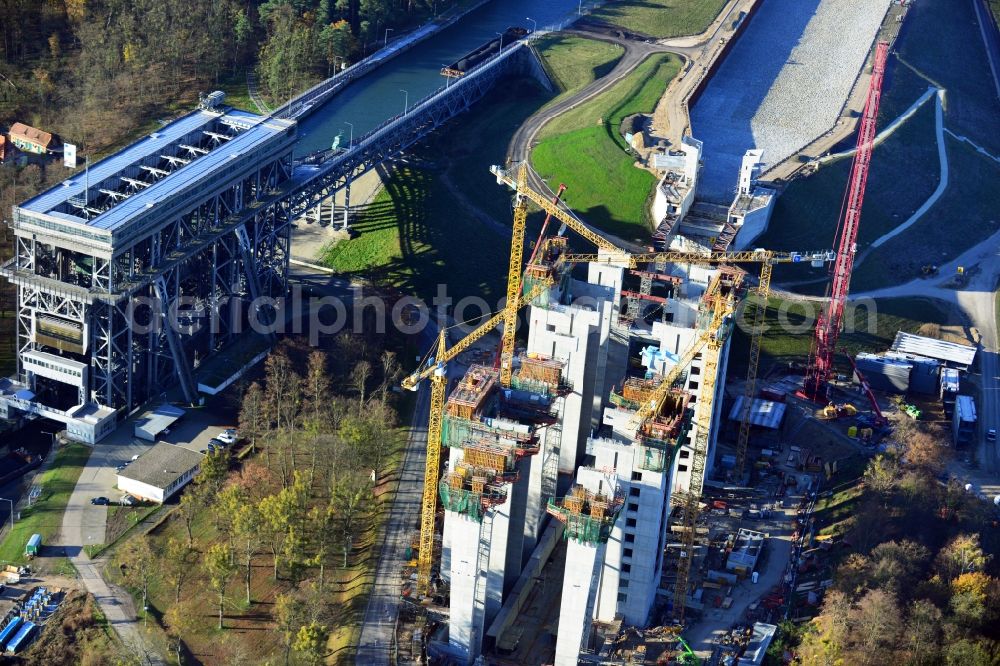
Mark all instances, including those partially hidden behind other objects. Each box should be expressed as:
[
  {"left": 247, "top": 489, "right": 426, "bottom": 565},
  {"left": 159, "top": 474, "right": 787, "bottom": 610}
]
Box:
[
  {"left": 59, "top": 440, "right": 165, "bottom": 664},
  {"left": 507, "top": 30, "right": 681, "bottom": 254},
  {"left": 355, "top": 335, "right": 434, "bottom": 665}
]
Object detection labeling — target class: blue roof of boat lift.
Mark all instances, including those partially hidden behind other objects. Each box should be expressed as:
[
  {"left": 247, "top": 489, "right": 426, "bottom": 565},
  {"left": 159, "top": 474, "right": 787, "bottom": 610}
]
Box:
[{"left": 18, "top": 109, "right": 293, "bottom": 234}]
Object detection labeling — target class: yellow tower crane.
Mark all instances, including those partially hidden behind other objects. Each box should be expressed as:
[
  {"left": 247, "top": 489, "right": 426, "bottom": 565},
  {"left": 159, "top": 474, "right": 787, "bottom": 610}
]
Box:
[
  {"left": 492, "top": 171, "right": 833, "bottom": 622},
  {"left": 403, "top": 279, "right": 552, "bottom": 596},
  {"left": 401, "top": 164, "right": 830, "bottom": 602}
]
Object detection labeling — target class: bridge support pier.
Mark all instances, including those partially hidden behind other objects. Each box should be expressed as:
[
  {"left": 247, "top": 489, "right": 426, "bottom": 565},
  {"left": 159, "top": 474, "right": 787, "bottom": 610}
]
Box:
[{"left": 342, "top": 175, "right": 353, "bottom": 230}]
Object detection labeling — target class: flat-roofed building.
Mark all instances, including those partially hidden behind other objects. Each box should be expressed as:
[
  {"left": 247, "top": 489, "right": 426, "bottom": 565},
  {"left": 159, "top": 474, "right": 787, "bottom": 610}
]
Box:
[{"left": 117, "top": 442, "right": 203, "bottom": 503}]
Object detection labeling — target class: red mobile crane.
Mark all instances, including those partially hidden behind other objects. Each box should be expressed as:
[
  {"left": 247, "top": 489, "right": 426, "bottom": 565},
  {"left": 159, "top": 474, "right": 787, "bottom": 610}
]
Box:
[{"left": 803, "top": 40, "right": 890, "bottom": 401}]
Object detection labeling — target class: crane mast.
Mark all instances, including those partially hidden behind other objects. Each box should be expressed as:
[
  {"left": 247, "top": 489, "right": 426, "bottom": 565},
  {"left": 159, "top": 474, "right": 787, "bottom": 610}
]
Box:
[{"left": 804, "top": 40, "right": 889, "bottom": 399}]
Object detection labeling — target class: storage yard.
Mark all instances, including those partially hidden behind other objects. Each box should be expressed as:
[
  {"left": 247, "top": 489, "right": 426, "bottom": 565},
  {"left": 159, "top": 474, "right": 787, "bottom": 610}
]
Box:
[{"left": 690, "top": 0, "right": 892, "bottom": 202}]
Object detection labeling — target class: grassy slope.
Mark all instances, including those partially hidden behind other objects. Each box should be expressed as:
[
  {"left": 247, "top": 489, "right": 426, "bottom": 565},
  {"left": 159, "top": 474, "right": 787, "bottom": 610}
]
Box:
[
  {"left": 108, "top": 430, "right": 407, "bottom": 664},
  {"left": 532, "top": 54, "right": 682, "bottom": 241},
  {"left": 850, "top": 139, "right": 1000, "bottom": 291},
  {"left": 759, "top": 89, "right": 939, "bottom": 286},
  {"left": 728, "top": 296, "right": 953, "bottom": 374},
  {"left": 766, "top": 0, "right": 1000, "bottom": 292},
  {"left": 589, "top": 0, "right": 728, "bottom": 39},
  {"left": 534, "top": 34, "right": 624, "bottom": 108},
  {"left": 0, "top": 443, "right": 90, "bottom": 566},
  {"left": 321, "top": 36, "right": 625, "bottom": 304}
]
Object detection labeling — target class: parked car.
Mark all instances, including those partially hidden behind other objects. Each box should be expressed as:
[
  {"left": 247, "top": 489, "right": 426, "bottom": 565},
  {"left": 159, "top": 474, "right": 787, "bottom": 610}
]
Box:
[
  {"left": 116, "top": 463, "right": 129, "bottom": 472},
  {"left": 208, "top": 437, "right": 227, "bottom": 449},
  {"left": 91, "top": 497, "right": 110, "bottom": 505},
  {"left": 119, "top": 494, "right": 136, "bottom": 506},
  {"left": 216, "top": 429, "right": 238, "bottom": 445},
  {"left": 131, "top": 454, "right": 141, "bottom": 461}
]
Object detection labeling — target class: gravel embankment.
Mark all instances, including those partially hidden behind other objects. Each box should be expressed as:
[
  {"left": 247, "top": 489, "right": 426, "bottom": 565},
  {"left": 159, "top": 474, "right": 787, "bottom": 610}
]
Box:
[{"left": 690, "top": 0, "right": 890, "bottom": 203}]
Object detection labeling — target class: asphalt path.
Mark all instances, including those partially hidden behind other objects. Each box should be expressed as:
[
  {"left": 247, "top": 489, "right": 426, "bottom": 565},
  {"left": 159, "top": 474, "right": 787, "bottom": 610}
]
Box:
[{"left": 507, "top": 30, "right": 686, "bottom": 255}]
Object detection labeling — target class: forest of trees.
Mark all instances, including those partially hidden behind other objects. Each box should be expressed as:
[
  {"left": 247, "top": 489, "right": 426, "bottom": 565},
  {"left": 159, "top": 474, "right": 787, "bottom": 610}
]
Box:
[
  {"left": 0, "top": 0, "right": 460, "bottom": 304},
  {"left": 772, "top": 418, "right": 1000, "bottom": 664},
  {"left": 1, "top": 0, "right": 453, "bottom": 153},
  {"left": 112, "top": 334, "right": 406, "bottom": 663}
]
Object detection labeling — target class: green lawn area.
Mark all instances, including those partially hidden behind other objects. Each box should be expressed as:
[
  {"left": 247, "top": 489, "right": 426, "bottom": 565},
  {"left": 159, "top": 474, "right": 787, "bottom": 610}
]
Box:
[
  {"left": 534, "top": 34, "right": 623, "bottom": 107},
  {"left": 532, "top": 54, "right": 682, "bottom": 241},
  {"left": 217, "top": 70, "right": 260, "bottom": 113},
  {"left": 814, "top": 481, "right": 864, "bottom": 537},
  {"left": 537, "top": 53, "right": 680, "bottom": 141},
  {"left": 0, "top": 442, "right": 91, "bottom": 566},
  {"left": 730, "top": 296, "right": 953, "bottom": 374},
  {"left": 588, "top": 0, "right": 728, "bottom": 39},
  {"left": 850, "top": 139, "right": 1000, "bottom": 291}
]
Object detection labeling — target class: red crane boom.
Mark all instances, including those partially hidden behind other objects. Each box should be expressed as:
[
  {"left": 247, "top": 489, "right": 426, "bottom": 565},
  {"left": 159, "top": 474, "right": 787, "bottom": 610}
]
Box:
[{"left": 804, "top": 40, "right": 890, "bottom": 399}]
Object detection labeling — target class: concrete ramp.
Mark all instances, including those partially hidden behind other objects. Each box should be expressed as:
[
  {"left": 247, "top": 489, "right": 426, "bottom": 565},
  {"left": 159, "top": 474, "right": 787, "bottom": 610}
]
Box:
[{"left": 691, "top": 0, "right": 891, "bottom": 203}]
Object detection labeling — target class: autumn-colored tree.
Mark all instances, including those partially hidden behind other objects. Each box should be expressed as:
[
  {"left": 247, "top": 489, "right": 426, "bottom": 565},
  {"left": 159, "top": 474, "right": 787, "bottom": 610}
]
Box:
[
  {"left": 204, "top": 543, "right": 236, "bottom": 630},
  {"left": 863, "top": 454, "right": 900, "bottom": 498},
  {"left": 936, "top": 534, "right": 990, "bottom": 581},
  {"left": 852, "top": 589, "right": 902, "bottom": 665},
  {"left": 293, "top": 620, "right": 330, "bottom": 665},
  {"left": 351, "top": 359, "right": 372, "bottom": 405},
  {"left": 274, "top": 591, "right": 306, "bottom": 665},
  {"left": 164, "top": 598, "right": 200, "bottom": 663},
  {"left": 308, "top": 501, "right": 336, "bottom": 590},
  {"left": 232, "top": 502, "right": 262, "bottom": 603},
  {"left": 903, "top": 598, "right": 942, "bottom": 665},
  {"left": 162, "top": 537, "right": 194, "bottom": 603},
  {"left": 177, "top": 482, "right": 211, "bottom": 548},
  {"left": 115, "top": 537, "right": 158, "bottom": 626},
  {"left": 332, "top": 475, "right": 370, "bottom": 567},
  {"left": 239, "top": 382, "right": 267, "bottom": 456}
]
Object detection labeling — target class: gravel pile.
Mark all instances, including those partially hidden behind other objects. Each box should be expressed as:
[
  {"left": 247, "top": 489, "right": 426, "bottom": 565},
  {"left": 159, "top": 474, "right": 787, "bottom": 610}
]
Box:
[{"left": 691, "top": 0, "right": 890, "bottom": 203}]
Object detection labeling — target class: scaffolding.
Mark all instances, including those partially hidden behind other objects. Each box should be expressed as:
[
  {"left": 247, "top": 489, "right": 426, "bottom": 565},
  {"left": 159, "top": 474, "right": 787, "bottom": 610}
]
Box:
[
  {"left": 547, "top": 484, "right": 625, "bottom": 545},
  {"left": 439, "top": 464, "right": 510, "bottom": 522},
  {"left": 510, "top": 353, "right": 567, "bottom": 397},
  {"left": 522, "top": 236, "right": 570, "bottom": 309},
  {"left": 445, "top": 364, "right": 498, "bottom": 419},
  {"left": 638, "top": 405, "right": 694, "bottom": 474}
]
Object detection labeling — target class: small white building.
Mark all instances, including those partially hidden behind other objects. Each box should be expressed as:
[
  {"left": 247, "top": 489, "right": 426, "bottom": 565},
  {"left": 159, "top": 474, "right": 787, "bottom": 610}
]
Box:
[{"left": 117, "top": 443, "right": 202, "bottom": 503}]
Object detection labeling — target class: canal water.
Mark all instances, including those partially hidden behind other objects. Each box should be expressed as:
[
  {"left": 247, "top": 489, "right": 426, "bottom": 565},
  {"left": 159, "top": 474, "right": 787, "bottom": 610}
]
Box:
[{"left": 296, "top": 0, "right": 582, "bottom": 153}]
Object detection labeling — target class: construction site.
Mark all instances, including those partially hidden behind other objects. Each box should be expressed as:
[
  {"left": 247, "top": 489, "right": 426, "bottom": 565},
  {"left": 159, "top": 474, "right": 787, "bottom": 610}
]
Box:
[{"left": 380, "top": 1, "right": 994, "bottom": 663}]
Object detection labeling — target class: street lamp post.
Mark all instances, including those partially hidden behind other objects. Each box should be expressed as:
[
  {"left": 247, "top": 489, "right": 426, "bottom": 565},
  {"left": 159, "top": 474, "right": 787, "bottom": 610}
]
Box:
[
  {"left": 345, "top": 122, "right": 354, "bottom": 149},
  {"left": 384, "top": 28, "right": 394, "bottom": 46},
  {"left": 526, "top": 17, "right": 537, "bottom": 34},
  {"left": 0, "top": 498, "right": 13, "bottom": 531},
  {"left": 401, "top": 89, "right": 409, "bottom": 115}
]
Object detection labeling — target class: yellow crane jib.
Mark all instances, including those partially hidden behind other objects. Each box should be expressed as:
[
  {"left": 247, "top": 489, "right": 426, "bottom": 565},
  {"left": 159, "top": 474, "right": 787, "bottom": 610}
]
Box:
[
  {"left": 630, "top": 294, "right": 732, "bottom": 428},
  {"left": 491, "top": 164, "right": 622, "bottom": 254},
  {"left": 406, "top": 277, "right": 553, "bottom": 597}
]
